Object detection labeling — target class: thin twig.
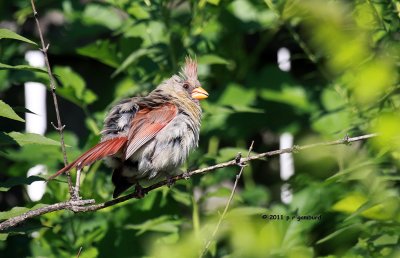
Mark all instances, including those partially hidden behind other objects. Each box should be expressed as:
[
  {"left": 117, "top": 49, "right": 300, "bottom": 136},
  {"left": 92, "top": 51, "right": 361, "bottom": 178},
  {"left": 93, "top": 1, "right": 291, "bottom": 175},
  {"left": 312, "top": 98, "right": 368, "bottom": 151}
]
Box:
[
  {"left": 30, "top": 0, "right": 74, "bottom": 197},
  {"left": 200, "top": 141, "right": 254, "bottom": 257},
  {"left": 0, "top": 133, "right": 378, "bottom": 231},
  {"left": 76, "top": 247, "right": 83, "bottom": 258}
]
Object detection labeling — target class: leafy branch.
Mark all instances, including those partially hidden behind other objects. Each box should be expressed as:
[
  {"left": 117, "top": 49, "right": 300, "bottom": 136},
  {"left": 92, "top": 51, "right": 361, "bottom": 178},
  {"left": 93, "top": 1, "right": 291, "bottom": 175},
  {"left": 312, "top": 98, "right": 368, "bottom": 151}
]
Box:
[{"left": 0, "top": 133, "right": 377, "bottom": 231}]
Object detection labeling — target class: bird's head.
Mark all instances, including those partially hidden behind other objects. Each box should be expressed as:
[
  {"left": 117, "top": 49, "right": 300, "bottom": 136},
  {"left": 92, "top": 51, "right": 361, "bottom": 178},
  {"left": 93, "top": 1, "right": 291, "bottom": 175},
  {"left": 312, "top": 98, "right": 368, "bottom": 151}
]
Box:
[{"left": 156, "top": 57, "right": 209, "bottom": 104}]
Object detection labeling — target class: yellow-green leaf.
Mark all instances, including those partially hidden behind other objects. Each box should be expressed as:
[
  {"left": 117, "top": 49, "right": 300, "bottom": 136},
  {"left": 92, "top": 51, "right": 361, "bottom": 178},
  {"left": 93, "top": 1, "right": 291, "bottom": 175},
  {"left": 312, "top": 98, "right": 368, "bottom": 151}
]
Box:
[
  {"left": 0, "top": 28, "right": 37, "bottom": 45},
  {"left": 7, "top": 132, "right": 63, "bottom": 146},
  {"left": 0, "top": 100, "right": 24, "bottom": 122}
]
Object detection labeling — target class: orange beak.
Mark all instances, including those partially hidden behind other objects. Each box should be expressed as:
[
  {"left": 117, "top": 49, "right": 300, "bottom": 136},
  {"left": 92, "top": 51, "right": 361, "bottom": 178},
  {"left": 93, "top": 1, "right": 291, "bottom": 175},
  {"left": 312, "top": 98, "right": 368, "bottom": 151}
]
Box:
[{"left": 191, "top": 87, "right": 209, "bottom": 100}]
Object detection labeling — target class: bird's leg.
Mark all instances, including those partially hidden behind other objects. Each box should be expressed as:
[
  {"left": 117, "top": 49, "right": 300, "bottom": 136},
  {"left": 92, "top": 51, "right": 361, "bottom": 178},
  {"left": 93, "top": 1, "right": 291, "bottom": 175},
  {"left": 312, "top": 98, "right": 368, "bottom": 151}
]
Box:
[
  {"left": 72, "top": 168, "right": 82, "bottom": 200},
  {"left": 182, "top": 171, "right": 190, "bottom": 180},
  {"left": 235, "top": 152, "right": 247, "bottom": 167},
  {"left": 134, "top": 182, "right": 145, "bottom": 198},
  {"left": 166, "top": 176, "right": 176, "bottom": 188}
]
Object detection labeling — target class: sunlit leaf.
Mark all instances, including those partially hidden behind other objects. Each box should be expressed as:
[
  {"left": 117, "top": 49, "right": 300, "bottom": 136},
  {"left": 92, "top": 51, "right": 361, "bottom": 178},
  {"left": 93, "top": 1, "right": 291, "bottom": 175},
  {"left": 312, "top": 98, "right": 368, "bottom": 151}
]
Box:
[
  {"left": 0, "top": 28, "right": 37, "bottom": 45},
  {"left": 0, "top": 204, "right": 46, "bottom": 220},
  {"left": 77, "top": 40, "right": 119, "bottom": 68},
  {"left": 261, "top": 85, "right": 313, "bottom": 112},
  {"left": 0, "top": 233, "right": 8, "bottom": 241},
  {"left": 0, "top": 63, "right": 47, "bottom": 74},
  {"left": 112, "top": 48, "right": 158, "bottom": 77},
  {"left": 82, "top": 4, "right": 123, "bottom": 30},
  {"left": 198, "top": 54, "right": 229, "bottom": 65},
  {"left": 7, "top": 132, "right": 63, "bottom": 146},
  {"left": 54, "top": 66, "right": 98, "bottom": 106},
  {"left": 373, "top": 234, "right": 399, "bottom": 246},
  {"left": 170, "top": 188, "right": 191, "bottom": 206},
  {"left": 0, "top": 100, "right": 24, "bottom": 122},
  {"left": 218, "top": 83, "right": 256, "bottom": 106},
  {"left": 125, "top": 215, "right": 182, "bottom": 235}
]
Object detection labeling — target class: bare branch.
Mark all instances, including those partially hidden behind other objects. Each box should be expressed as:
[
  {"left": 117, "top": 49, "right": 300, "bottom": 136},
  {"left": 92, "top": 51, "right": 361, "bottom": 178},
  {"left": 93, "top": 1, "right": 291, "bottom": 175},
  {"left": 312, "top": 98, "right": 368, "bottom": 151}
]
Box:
[
  {"left": 0, "top": 199, "right": 95, "bottom": 231},
  {"left": 30, "top": 0, "right": 74, "bottom": 197},
  {"left": 0, "top": 133, "right": 378, "bottom": 231}
]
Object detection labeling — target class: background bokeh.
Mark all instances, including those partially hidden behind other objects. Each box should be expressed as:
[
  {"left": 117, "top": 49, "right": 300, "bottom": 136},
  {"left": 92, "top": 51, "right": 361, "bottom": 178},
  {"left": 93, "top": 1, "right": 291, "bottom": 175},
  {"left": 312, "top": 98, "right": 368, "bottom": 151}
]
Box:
[{"left": 0, "top": 0, "right": 399, "bottom": 257}]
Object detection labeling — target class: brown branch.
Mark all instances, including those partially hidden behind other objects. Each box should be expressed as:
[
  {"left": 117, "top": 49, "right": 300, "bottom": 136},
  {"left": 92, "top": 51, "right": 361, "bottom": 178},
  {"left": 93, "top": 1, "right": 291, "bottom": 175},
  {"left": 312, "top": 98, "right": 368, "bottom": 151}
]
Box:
[
  {"left": 30, "top": 0, "right": 74, "bottom": 197},
  {"left": 0, "top": 133, "right": 378, "bottom": 231}
]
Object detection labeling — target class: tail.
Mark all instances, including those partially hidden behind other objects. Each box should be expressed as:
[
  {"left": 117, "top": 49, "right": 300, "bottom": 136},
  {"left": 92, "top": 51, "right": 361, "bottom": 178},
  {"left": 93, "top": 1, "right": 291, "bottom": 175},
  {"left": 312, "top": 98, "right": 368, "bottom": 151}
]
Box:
[{"left": 48, "top": 137, "right": 127, "bottom": 180}]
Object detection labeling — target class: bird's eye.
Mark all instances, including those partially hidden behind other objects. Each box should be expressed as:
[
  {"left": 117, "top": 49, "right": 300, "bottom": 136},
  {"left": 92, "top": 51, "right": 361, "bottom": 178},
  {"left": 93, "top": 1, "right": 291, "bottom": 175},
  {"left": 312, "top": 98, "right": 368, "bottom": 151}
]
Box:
[{"left": 183, "top": 83, "right": 189, "bottom": 89}]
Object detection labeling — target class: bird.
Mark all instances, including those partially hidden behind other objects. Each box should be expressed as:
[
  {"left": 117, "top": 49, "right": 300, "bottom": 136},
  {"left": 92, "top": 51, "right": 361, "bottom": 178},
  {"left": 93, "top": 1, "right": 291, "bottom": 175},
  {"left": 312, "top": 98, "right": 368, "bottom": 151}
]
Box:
[{"left": 49, "top": 57, "right": 208, "bottom": 198}]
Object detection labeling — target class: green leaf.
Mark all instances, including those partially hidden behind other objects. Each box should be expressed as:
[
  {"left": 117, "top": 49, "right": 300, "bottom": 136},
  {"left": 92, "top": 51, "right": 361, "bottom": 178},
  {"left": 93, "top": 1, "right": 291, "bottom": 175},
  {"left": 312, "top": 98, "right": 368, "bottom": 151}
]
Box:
[
  {"left": 127, "top": 2, "right": 150, "bottom": 19},
  {"left": 0, "top": 176, "right": 45, "bottom": 192},
  {"left": 0, "top": 132, "right": 18, "bottom": 147},
  {"left": 316, "top": 224, "right": 362, "bottom": 244},
  {"left": 112, "top": 48, "right": 158, "bottom": 77},
  {"left": 170, "top": 188, "right": 191, "bottom": 206},
  {"left": 218, "top": 83, "right": 256, "bottom": 106},
  {"left": 77, "top": 40, "right": 119, "bottom": 68},
  {"left": 312, "top": 110, "right": 352, "bottom": 135},
  {"left": 260, "top": 85, "right": 313, "bottom": 112},
  {"left": 207, "top": 0, "right": 221, "bottom": 5},
  {"left": 198, "top": 54, "right": 229, "bottom": 65},
  {"left": 54, "top": 66, "right": 97, "bottom": 106},
  {"left": 0, "top": 62, "right": 47, "bottom": 74},
  {"left": 79, "top": 247, "right": 99, "bottom": 258},
  {"left": 321, "top": 88, "right": 346, "bottom": 111},
  {"left": 0, "top": 100, "right": 25, "bottom": 122},
  {"left": 82, "top": 4, "right": 123, "bottom": 30},
  {"left": 0, "top": 206, "right": 29, "bottom": 220},
  {"left": 7, "top": 132, "right": 63, "bottom": 146},
  {"left": 373, "top": 234, "right": 399, "bottom": 246},
  {"left": 0, "top": 204, "right": 47, "bottom": 220},
  {"left": 0, "top": 233, "right": 8, "bottom": 241},
  {"left": 125, "top": 215, "right": 182, "bottom": 235},
  {"left": 0, "top": 28, "right": 37, "bottom": 45},
  {"left": 227, "top": 207, "right": 268, "bottom": 218}
]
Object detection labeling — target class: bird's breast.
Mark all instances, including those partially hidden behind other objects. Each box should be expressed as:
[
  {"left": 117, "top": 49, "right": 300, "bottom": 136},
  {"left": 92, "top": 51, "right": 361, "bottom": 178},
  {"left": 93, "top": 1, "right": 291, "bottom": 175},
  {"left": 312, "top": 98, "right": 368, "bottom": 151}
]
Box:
[{"left": 130, "top": 112, "right": 200, "bottom": 179}]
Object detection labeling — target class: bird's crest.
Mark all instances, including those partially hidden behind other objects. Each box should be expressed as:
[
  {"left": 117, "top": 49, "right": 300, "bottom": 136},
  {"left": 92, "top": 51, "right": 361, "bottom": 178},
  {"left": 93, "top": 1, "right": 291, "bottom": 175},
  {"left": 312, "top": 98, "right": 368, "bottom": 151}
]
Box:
[{"left": 181, "top": 56, "right": 198, "bottom": 80}]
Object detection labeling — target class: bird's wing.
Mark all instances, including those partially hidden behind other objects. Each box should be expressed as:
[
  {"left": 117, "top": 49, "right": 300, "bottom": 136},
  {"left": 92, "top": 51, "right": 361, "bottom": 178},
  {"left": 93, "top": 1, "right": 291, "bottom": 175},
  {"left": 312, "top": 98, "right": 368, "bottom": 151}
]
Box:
[
  {"left": 48, "top": 137, "right": 127, "bottom": 180},
  {"left": 125, "top": 103, "right": 178, "bottom": 159}
]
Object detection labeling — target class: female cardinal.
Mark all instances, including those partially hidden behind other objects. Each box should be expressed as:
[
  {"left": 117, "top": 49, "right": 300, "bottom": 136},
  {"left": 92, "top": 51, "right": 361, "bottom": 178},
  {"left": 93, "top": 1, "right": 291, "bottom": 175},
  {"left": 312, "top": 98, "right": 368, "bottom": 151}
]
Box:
[{"left": 50, "top": 57, "right": 208, "bottom": 197}]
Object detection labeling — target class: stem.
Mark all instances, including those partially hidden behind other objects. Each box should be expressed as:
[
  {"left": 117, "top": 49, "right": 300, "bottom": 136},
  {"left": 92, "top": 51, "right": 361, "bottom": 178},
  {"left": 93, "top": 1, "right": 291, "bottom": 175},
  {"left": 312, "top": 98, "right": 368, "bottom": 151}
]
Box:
[
  {"left": 200, "top": 141, "right": 254, "bottom": 257},
  {"left": 30, "top": 0, "right": 74, "bottom": 197}
]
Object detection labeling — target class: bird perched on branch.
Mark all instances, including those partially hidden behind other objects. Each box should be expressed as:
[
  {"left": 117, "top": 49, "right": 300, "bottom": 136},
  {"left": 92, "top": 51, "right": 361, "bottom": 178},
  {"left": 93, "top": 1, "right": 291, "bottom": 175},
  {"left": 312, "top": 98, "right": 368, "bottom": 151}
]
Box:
[{"left": 49, "top": 57, "right": 208, "bottom": 197}]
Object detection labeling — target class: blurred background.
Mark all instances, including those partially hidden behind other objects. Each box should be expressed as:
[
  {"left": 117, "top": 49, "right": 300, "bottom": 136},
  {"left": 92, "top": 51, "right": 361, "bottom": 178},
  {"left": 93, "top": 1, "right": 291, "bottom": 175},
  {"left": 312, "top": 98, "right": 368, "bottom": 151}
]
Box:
[{"left": 0, "top": 0, "right": 399, "bottom": 257}]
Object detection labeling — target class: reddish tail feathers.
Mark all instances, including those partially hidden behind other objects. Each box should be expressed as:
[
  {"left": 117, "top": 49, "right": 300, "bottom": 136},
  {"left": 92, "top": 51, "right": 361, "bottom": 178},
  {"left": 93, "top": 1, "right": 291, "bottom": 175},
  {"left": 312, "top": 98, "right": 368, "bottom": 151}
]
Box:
[{"left": 48, "top": 137, "right": 127, "bottom": 180}]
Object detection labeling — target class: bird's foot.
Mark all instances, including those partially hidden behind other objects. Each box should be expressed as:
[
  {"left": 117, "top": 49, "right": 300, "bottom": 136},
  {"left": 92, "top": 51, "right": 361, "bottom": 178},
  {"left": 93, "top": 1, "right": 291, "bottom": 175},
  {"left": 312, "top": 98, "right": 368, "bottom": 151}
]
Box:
[
  {"left": 166, "top": 177, "right": 176, "bottom": 188},
  {"left": 182, "top": 172, "right": 190, "bottom": 180},
  {"left": 235, "top": 152, "right": 247, "bottom": 167},
  {"left": 134, "top": 183, "right": 145, "bottom": 198}
]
